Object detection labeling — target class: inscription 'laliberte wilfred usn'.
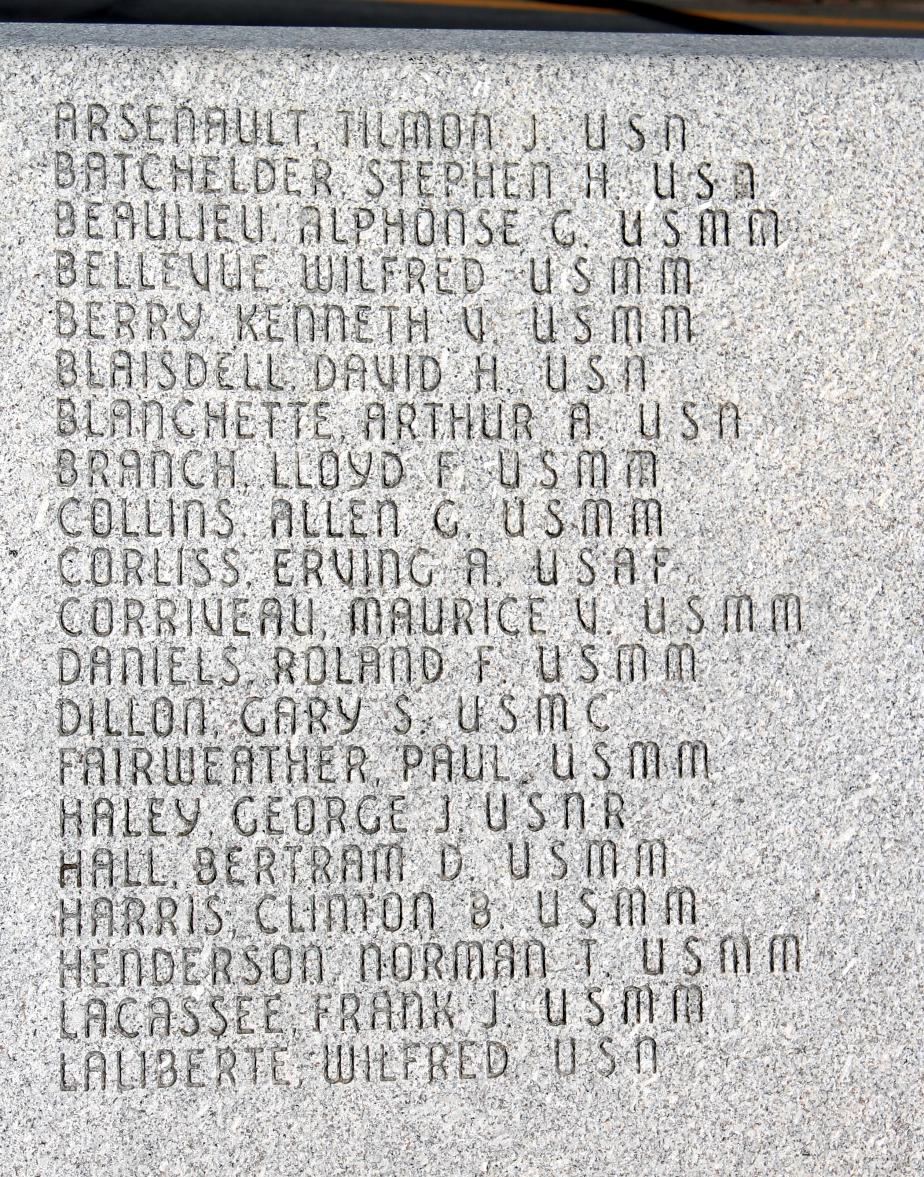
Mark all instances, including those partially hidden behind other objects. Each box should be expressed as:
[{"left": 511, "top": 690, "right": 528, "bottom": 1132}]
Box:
[{"left": 0, "top": 24, "right": 920, "bottom": 1177}]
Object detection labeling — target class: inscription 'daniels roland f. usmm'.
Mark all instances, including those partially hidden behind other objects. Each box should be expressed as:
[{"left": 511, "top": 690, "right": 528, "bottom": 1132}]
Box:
[{"left": 47, "top": 88, "right": 807, "bottom": 1096}]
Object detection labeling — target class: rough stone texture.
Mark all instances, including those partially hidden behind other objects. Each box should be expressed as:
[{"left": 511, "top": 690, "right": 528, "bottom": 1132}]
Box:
[{"left": 0, "top": 24, "right": 921, "bottom": 1177}]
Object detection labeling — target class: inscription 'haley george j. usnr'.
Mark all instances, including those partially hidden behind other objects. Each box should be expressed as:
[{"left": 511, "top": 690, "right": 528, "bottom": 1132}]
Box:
[{"left": 0, "top": 22, "right": 920, "bottom": 1177}]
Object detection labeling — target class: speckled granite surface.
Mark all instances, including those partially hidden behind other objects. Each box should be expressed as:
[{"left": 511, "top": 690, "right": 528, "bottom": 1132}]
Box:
[{"left": 0, "top": 24, "right": 920, "bottom": 1176}]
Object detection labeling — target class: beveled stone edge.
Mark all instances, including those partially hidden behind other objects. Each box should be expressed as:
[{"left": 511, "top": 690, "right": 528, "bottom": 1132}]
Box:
[{"left": 0, "top": 22, "right": 923, "bottom": 58}]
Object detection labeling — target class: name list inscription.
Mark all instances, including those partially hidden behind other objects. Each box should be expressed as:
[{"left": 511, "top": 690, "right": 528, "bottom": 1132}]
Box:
[{"left": 51, "top": 97, "right": 804, "bottom": 1092}]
